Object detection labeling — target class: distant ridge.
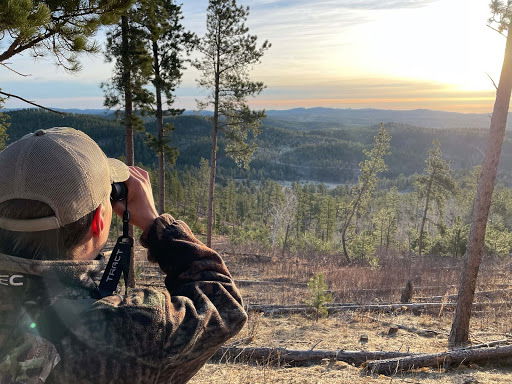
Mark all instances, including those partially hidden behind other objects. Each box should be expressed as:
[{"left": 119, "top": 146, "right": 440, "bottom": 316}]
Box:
[
  {"left": 263, "top": 107, "right": 499, "bottom": 130},
  {"left": 3, "top": 106, "right": 506, "bottom": 130}
]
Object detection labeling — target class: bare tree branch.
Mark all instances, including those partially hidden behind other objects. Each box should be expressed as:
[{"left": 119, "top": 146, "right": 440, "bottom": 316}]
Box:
[
  {"left": 487, "top": 24, "right": 507, "bottom": 38},
  {"left": 486, "top": 72, "right": 499, "bottom": 90},
  {"left": 0, "top": 91, "right": 65, "bottom": 115},
  {"left": 0, "top": 62, "right": 31, "bottom": 77}
]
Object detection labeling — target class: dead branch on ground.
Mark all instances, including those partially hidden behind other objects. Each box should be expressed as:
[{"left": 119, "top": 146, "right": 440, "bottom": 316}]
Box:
[
  {"left": 211, "top": 346, "right": 416, "bottom": 367},
  {"left": 364, "top": 344, "right": 512, "bottom": 375},
  {"left": 247, "top": 302, "right": 512, "bottom": 316}
]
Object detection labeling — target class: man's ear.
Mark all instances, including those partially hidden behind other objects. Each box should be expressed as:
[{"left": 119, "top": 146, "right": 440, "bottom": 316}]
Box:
[{"left": 91, "top": 205, "right": 104, "bottom": 236}]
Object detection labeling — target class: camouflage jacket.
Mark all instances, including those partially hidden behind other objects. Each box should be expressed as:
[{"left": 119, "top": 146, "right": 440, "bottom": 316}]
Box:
[{"left": 0, "top": 214, "right": 247, "bottom": 384}]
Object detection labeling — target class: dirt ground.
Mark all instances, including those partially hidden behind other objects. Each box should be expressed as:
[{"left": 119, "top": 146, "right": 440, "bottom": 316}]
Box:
[
  {"left": 189, "top": 312, "right": 512, "bottom": 384},
  {"left": 190, "top": 363, "right": 512, "bottom": 384},
  {"left": 134, "top": 236, "right": 512, "bottom": 383}
]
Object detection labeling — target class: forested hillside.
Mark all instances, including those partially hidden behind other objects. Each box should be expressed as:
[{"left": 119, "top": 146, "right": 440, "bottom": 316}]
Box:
[
  {"left": 6, "top": 109, "right": 512, "bottom": 185},
  {"left": 264, "top": 107, "right": 512, "bottom": 130}
]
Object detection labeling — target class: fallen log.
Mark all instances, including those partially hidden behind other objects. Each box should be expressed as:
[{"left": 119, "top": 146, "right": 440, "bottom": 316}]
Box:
[
  {"left": 248, "top": 302, "right": 512, "bottom": 316},
  {"left": 330, "top": 284, "right": 512, "bottom": 295},
  {"left": 364, "top": 344, "right": 512, "bottom": 375},
  {"left": 236, "top": 279, "right": 307, "bottom": 287},
  {"left": 458, "top": 339, "right": 512, "bottom": 350},
  {"left": 226, "top": 336, "right": 255, "bottom": 347},
  {"left": 248, "top": 303, "right": 360, "bottom": 311},
  {"left": 138, "top": 277, "right": 308, "bottom": 287},
  {"left": 211, "top": 346, "right": 416, "bottom": 366},
  {"left": 415, "top": 288, "right": 512, "bottom": 303}
]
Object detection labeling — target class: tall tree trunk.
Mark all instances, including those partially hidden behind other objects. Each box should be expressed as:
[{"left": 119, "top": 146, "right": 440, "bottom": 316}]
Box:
[
  {"left": 152, "top": 40, "right": 165, "bottom": 214},
  {"left": 385, "top": 220, "right": 392, "bottom": 253},
  {"left": 281, "top": 223, "right": 290, "bottom": 258},
  {"left": 418, "top": 173, "right": 434, "bottom": 256},
  {"left": 341, "top": 184, "right": 367, "bottom": 263},
  {"left": 326, "top": 199, "right": 332, "bottom": 241},
  {"left": 341, "top": 224, "right": 351, "bottom": 263},
  {"left": 120, "top": 14, "right": 135, "bottom": 288},
  {"left": 207, "top": 122, "right": 218, "bottom": 247},
  {"left": 207, "top": 25, "right": 221, "bottom": 248},
  {"left": 121, "top": 15, "right": 134, "bottom": 167},
  {"left": 449, "top": 21, "right": 512, "bottom": 347}
]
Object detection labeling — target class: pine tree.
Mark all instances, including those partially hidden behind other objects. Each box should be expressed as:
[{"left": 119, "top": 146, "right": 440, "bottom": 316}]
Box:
[
  {"left": 340, "top": 124, "right": 391, "bottom": 262},
  {"left": 373, "top": 187, "right": 399, "bottom": 254},
  {"left": 138, "top": 0, "right": 197, "bottom": 213},
  {"left": 193, "top": 0, "right": 270, "bottom": 246},
  {"left": 307, "top": 273, "right": 333, "bottom": 322},
  {"left": 102, "top": 5, "right": 154, "bottom": 167},
  {"left": 102, "top": 4, "right": 153, "bottom": 288},
  {"left": 415, "top": 141, "right": 455, "bottom": 256}
]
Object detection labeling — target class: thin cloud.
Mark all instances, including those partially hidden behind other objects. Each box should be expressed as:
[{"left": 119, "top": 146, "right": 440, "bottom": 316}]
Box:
[
  {"left": 245, "top": 0, "right": 438, "bottom": 11},
  {"left": 262, "top": 78, "right": 494, "bottom": 99},
  {"left": 2, "top": 77, "right": 496, "bottom": 114}
]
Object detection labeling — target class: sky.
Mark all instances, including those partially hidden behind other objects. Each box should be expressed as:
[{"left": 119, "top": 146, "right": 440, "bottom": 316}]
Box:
[{"left": 0, "top": 0, "right": 506, "bottom": 113}]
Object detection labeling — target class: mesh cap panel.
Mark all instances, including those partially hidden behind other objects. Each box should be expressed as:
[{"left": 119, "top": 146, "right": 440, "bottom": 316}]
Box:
[{"left": 0, "top": 127, "right": 129, "bottom": 228}]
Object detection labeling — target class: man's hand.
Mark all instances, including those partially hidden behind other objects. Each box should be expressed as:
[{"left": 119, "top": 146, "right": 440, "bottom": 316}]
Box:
[{"left": 112, "top": 166, "right": 159, "bottom": 234}]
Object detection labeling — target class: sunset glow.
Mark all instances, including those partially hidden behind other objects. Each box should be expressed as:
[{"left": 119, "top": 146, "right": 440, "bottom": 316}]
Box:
[{"left": 0, "top": 0, "right": 506, "bottom": 113}]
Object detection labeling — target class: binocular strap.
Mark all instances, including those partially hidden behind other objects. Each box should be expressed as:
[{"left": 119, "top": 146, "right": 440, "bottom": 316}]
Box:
[{"left": 98, "top": 235, "right": 133, "bottom": 298}]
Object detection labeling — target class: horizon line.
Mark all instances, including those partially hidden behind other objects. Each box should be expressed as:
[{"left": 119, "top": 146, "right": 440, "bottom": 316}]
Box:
[{"left": 1, "top": 105, "right": 495, "bottom": 115}]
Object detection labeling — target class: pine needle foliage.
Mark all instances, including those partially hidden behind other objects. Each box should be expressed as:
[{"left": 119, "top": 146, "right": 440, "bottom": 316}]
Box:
[
  {"left": 0, "top": 0, "right": 132, "bottom": 70},
  {"left": 307, "top": 273, "right": 333, "bottom": 322}
]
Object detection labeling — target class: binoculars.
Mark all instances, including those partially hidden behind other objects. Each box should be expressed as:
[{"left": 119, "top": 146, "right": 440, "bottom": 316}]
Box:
[{"left": 111, "top": 182, "right": 127, "bottom": 201}]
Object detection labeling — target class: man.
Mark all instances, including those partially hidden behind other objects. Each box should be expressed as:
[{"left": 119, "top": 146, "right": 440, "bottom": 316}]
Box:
[{"left": 0, "top": 127, "right": 247, "bottom": 383}]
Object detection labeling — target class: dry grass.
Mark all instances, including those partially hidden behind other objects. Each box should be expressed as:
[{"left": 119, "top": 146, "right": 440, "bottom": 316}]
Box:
[
  {"left": 189, "top": 312, "right": 512, "bottom": 383},
  {"left": 134, "top": 236, "right": 512, "bottom": 383},
  {"left": 190, "top": 363, "right": 512, "bottom": 384}
]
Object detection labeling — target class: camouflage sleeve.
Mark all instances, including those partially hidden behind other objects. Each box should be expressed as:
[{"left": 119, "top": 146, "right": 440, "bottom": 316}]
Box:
[{"left": 139, "top": 213, "right": 248, "bottom": 365}]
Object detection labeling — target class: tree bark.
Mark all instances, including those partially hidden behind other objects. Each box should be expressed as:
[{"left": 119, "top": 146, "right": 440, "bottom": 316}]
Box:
[
  {"left": 211, "top": 346, "right": 415, "bottom": 367},
  {"left": 418, "top": 172, "right": 434, "bottom": 256},
  {"left": 449, "top": 21, "right": 512, "bottom": 347},
  {"left": 341, "top": 191, "right": 363, "bottom": 263},
  {"left": 281, "top": 223, "right": 290, "bottom": 257},
  {"left": 364, "top": 344, "right": 512, "bottom": 376},
  {"left": 206, "top": 22, "right": 222, "bottom": 247},
  {"left": 121, "top": 15, "right": 134, "bottom": 167},
  {"left": 121, "top": 14, "right": 135, "bottom": 288},
  {"left": 206, "top": 96, "right": 219, "bottom": 247},
  {"left": 248, "top": 301, "right": 512, "bottom": 316},
  {"left": 152, "top": 40, "right": 165, "bottom": 214}
]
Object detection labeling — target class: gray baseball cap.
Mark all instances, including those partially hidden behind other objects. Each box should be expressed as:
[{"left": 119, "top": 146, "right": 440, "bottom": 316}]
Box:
[{"left": 0, "top": 127, "right": 129, "bottom": 231}]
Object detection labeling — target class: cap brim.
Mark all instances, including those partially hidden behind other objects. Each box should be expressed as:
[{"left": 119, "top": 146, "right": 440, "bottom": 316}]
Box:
[{"left": 108, "top": 158, "right": 130, "bottom": 183}]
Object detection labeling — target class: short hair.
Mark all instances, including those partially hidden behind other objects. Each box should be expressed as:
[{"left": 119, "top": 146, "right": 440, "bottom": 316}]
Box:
[{"left": 0, "top": 199, "right": 95, "bottom": 260}]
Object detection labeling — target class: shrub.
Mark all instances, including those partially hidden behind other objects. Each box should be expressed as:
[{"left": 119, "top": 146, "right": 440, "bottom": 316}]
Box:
[{"left": 307, "top": 273, "right": 333, "bottom": 321}]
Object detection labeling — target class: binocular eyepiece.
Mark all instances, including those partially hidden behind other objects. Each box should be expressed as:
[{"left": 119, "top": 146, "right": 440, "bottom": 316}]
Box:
[{"left": 111, "top": 182, "right": 127, "bottom": 201}]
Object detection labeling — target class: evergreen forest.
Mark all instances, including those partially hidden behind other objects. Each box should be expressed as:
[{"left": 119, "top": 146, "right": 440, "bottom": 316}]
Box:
[{"left": 6, "top": 108, "right": 512, "bottom": 264}]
